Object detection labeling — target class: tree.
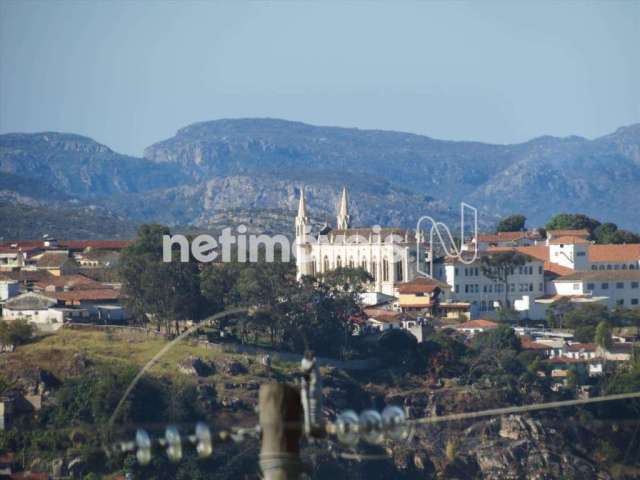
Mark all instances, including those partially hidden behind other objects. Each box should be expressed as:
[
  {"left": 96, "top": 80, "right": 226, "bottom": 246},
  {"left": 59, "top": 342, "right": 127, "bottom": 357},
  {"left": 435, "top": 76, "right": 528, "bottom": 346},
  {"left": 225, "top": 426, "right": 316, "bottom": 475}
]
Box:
[
  {"left": 496, "top": 214, "right": 526, "bottom": 233},
  {"left": 119, "top": 224, "right": 205, "bottom": 335},
  {"left": 480, "top": 252, "right": 528, "bottom": 310},
  {"left": 593, "top": 223, "right": 640, "bottom": 244},
  {"left": 545, "top": 213, "right": 601, "bottom": 236},
  {"left": 0, "top": 319, "right": 34, "bottom": 347},
  {"left": 595, "top": 321, "right": 613, "bottom": 351},
  {"left": 546, "top": 297, "right": 574, "bottom": 329}
]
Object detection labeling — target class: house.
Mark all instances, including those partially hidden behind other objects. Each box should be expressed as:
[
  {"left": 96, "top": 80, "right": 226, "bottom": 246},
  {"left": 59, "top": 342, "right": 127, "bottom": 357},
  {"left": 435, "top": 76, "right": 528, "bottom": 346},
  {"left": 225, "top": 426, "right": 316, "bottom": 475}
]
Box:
[
  {"left": 520, "top": 336, "right": 554, "bottom": 357},
  {"left": 455, "top": 319, "right": 499, "bottom": 336},
  {"left": 32, "top": 274, "right": 109, "bottom": 293},
  {"left": 394, "top": 276, "right": 449, "bottom": 313},
  {"left": 74, "top": 248, "right": 121, "bottom": 268},
  {"left": 0, "top": 270, "right": 54, "bottom": 292},
  {"left": 437, "top": 301, "right": 471, "bottom": 321},
  {"left": 2, "top": 292, "right": 58, "bottom": 326},
  {"left": 364, "top": 308, "right": 403, "bottom": 332},
  {"left": 35, "top": 252, "right": 78, "bottom": 276}
]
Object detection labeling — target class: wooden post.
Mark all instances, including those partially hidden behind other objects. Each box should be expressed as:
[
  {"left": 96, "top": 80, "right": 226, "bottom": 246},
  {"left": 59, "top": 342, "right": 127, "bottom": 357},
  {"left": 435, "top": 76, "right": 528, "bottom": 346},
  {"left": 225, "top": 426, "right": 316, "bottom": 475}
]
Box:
[{"left": 258, "top": 383, "right": 304, "bottom": 480}]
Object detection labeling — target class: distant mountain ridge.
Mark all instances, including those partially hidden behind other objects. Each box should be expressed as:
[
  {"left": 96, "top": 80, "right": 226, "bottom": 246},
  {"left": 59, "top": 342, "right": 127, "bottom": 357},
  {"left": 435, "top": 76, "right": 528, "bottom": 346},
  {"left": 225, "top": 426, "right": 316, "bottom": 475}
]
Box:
[{"left": 1, "top": 119, "right": 639, "bottom": 239}]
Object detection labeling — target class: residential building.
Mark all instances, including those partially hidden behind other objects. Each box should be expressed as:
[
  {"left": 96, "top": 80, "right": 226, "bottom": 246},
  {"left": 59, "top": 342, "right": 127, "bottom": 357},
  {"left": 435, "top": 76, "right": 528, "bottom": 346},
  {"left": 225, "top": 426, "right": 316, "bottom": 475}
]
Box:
[
  {"left": 394, "top": 276, "right": 449, "bottom": 313},
  {"left": 455, "top": 319, "right": 498, "bottom": 336},
  {"left": 35, "top": 252, "right": 78, "bottom": 276}
]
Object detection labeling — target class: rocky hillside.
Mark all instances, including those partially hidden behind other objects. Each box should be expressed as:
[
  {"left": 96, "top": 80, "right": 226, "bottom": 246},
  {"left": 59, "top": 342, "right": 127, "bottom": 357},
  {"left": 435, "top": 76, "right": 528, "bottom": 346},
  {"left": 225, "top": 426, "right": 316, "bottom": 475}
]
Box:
[{"left": 1, "top": 120, "right": 639, "bottom": 238}]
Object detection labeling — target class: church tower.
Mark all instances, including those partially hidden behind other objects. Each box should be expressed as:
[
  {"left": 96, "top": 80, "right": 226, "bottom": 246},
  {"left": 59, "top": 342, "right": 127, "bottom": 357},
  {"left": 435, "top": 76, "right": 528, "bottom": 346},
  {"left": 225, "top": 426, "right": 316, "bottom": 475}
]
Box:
[
  {"left": 336, "top": 186, "right": 351, "bottom": 230},
  {"left": 295, "top": 187, "right": 312, "bottom": 279}
]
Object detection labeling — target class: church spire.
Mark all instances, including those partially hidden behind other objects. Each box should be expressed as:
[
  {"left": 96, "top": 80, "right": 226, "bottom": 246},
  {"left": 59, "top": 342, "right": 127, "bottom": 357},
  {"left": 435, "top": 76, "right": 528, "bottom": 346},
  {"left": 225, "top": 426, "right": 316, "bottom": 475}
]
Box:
[
  {"left": 297, "top": 187, "right": 308, "bottom": 218},
  {"left": 336, "top": 186, "right": 351, "bottom": 229},
  {"left": 295, "top": 186, "right": 310, "bottom": 239}
]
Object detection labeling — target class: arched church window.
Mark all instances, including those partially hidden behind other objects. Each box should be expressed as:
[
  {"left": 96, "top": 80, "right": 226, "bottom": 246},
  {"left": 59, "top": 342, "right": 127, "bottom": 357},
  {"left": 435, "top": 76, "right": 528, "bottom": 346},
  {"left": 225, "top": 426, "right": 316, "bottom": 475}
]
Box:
[
  {"left": 371, "top": 257, "right": 377, "bottom": 281},
  {"left": 323, "top": 256, "right": 330, "bottom": 272},
  {"left": 382, "top": 258, "right": 389, "bottom": 282},
  {"left": 336, "top": 256, "right": 342, "bottom": 268},
  {"left": 349, "top": 257, "right": 354, "bottom": 268}
]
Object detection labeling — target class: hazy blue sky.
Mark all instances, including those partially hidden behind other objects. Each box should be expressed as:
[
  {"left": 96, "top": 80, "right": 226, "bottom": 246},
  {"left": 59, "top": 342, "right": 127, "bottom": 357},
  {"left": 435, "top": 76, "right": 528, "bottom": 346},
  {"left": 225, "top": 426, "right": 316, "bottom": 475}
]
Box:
[{"left": 1, "top": 1, "right": 638, "bottom": 155}]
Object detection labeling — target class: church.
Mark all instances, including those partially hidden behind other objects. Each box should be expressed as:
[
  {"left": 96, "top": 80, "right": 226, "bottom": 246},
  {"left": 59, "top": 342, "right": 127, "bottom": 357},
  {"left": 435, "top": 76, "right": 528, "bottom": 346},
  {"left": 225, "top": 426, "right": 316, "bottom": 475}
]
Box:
[{"left": 294, "top": 187, "right": 426, "bottom": 296}]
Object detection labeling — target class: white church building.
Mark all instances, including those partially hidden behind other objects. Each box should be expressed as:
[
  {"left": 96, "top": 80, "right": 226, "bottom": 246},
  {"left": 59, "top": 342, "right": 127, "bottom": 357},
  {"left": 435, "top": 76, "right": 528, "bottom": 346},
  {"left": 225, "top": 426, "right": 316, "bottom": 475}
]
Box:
[{"left": 294, "top": 187, "right": 427, "bottom": 296}]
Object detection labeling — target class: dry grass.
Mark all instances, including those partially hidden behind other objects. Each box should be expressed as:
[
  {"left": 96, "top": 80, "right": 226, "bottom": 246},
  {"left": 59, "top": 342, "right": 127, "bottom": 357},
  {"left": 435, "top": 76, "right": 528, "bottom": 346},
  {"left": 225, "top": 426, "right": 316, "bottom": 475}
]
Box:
[{"left": 1, "top": 327, "right": 296, "bottom": 381}]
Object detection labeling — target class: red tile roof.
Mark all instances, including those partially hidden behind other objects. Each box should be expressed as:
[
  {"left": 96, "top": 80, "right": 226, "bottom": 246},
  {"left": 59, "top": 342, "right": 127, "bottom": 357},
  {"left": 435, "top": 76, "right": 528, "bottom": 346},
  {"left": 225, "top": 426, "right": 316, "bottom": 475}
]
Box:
[
  {"left": 397, "top": 276, "right": 448, "bottom": 294},
  {"left": 363, "top": 308, "right": 402, "bottom": 322},
  {"left": 521, "top": 336, "right": 553, "bottom": 350},
  {"left": 456, "top": 319, "right": 499, "bottom": 330},
  {"left": 34, "top": 274, "right": 108, "bottom": 291},
  {"left": 566, "top": 342, "right": 597, "bottom": 352},
  {"left": 589, "top": 244, "right": 640, "bottom": 262},
  {"left": 43, "top": 289, "right": 120, "bottom": 302},
  {"left": 548, "top": 236, "right": 592, "bottom": 245}
]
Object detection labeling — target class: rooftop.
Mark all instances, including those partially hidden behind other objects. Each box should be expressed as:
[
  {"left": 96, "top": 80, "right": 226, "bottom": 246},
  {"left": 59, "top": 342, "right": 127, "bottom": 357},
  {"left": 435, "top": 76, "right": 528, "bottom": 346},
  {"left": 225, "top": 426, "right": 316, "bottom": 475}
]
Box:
[
  {"left": 397, "top": 276, "right": 449, "bottom": 294},
  {"left": 456, "top": 319, "right": 498, "bottom": 330},
  {"left": 589, "top": 244, "right": 640, "bottom": 263},
  {"left": 555, "top": 270, "right": 640, "bottom": 282},
  {"left": 4, "top": 292, "right": 57, "bottom": 310}
]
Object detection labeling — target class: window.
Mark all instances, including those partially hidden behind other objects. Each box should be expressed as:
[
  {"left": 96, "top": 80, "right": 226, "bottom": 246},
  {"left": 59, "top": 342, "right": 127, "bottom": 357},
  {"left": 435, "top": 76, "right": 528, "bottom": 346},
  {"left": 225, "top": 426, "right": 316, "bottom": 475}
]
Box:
[
  {"left": 348, "top": 257, "right": 354, "bottom": 268},
  {"left": 614, "top": 264, "right": 620, "bottom": 270},
  {"left": 539, "top": 266, "right": 543, "bottom": 274},
  {"left": 573, "top": 283, "right": 580, "bottom": 291},
  {"left": 602, "top": 283, "right": 609, "bottom": 290},
  {"left": 539, "top": 283, "right": 543, "bottom": 292},
  {"left": 592, "top": 265, "right": 597, "bottom": 271},
  {"left": 630, "top": 264, "right": 636, "bottom": 270},
  {"left": 336, "top": 256, "right": 342, "bottom": 268},
  {"left": 632, "top": 282, "right": 639, "bottom": 289},
  {"left": 617, "top": 299, "right": 624, "bottom": 306},
  {"left": 382, "top": 258, "right": 389, "bottom": 281},
  {"left": 599, "top": 265, "right": 605, "bottom": 270},
  {"left": 455, "top": 285, "right": 459, "bottom": 293},
  {"left": 465, "top": 285, "right": 469, "bottom": 293},
  {"left": 371, "top": 258, "right": 377, "bottom": 281},
  {"left": 395, "top": 260, "right": 403, "bottom": 282},
  {"left": 616, "top": 282, "right": 624, "bottom": 289},
  {"left": 323, "top": 256, "right": 330, "bottom": 272},
  {"left": 529, "top": 283, "right": 534, "bottom": 292},
  {"left": 576, "top": 251, "right": 586, "bottom": 257},
  {"left": 607, "top": 264, "right": 612, "bottom": 270},
  {"left": 632, "top": 299, "right": 639, "bottom": 305},
  {"left": 587, "top": 283, "right": 595, "bottom": 290}
]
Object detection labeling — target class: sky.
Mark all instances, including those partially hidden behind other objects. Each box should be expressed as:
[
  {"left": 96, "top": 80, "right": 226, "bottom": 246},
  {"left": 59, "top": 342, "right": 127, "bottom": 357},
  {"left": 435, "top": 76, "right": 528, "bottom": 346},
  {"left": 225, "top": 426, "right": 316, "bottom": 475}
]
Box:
[{"left": 1, "top": 1, "right": 639, "bottom": 156}]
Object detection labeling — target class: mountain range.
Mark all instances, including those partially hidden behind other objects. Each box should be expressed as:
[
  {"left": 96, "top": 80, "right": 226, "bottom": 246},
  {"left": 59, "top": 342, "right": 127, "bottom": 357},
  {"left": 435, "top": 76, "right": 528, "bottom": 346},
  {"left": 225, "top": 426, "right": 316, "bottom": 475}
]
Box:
[{"left": 1, "top": 119, "right": 639, "bottom": 239}]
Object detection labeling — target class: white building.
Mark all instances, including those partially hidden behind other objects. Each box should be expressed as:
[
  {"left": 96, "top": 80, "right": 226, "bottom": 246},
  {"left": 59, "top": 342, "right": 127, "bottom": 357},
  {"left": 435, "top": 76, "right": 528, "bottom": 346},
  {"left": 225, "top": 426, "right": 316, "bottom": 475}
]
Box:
[
  {"left": 433, "top": 251, "right": 546, "bottom": 318},
  {"left": 294, "top": 187, "right": 426, "bottom": 296},
  {"left": 552, "top": 270, "right": 640, "bottom": 309}
]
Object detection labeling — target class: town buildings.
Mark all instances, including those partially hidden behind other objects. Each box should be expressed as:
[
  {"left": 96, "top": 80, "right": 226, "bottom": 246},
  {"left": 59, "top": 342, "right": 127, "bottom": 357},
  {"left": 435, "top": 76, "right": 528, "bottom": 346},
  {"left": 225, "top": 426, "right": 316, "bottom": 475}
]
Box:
[{"left": 0, "top": 238, "right": 129, "bottom": 330}]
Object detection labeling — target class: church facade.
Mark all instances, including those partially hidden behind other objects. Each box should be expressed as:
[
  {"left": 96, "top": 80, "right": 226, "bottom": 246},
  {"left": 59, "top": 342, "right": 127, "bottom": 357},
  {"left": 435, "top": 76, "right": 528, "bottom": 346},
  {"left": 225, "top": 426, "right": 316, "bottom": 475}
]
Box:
[{"left": 294, "top": 187, "right": 426, "bottom": 296}]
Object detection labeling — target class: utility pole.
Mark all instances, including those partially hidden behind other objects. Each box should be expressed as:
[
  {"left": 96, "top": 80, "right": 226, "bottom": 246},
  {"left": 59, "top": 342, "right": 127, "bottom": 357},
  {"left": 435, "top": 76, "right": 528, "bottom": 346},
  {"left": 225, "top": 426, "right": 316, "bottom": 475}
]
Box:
[{"left": 258, "top": 383, "right": 304, "bottom": 480}]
